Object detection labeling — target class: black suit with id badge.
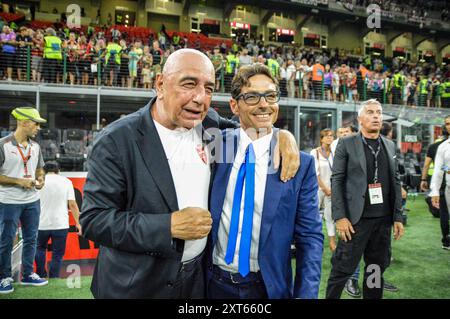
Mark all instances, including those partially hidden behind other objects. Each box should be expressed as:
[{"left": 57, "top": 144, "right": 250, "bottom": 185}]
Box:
[{"left": 326, "top": 132, "right": 403, "bottom": 299}]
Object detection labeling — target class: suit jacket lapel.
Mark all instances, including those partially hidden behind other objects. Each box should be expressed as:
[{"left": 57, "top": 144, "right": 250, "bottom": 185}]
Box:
[
  {"left": 135, "top": 99, "right": 179, "bottom": 213},
  {"left": 381, "top": 135, "right": 395, "bottom": 177},
  {"left": 210, "top": 129, "right": 239, "bottom": 247},
  {"left": 354, "top": 132, "right": 367, "bottom": 176},
  {"left": 259, "top": 132, "right": 283, "bottom": 251}
]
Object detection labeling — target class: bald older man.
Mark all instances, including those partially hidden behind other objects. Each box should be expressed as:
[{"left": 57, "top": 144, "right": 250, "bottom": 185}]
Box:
[{"left": 80, "top": 49, "right": 300, "bottom": 299}]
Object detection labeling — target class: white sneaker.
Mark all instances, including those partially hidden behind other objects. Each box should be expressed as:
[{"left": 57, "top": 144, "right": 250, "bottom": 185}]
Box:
[
  {"left": 0, "top": 277, "right": 14, "bottom": 294},
  {"left": 21, "top": 273, "right": 48, "bottom": 286}
]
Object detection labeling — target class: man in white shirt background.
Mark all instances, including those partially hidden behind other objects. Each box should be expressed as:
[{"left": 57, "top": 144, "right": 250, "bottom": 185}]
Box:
[
  {"left": 430, "top": 128, "right": 450, "bottom": 250},
  {"left": 331, "top": 125, "right": 353, "bottom": 154},
  {"left": 238, "top": 48, "right": 253, "bottom": 68},
  {"left": 35, "top": 161, "right": 82, "bottom": 279}
]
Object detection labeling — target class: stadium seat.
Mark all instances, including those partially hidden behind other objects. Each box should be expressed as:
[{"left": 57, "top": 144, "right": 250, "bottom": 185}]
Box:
[
  {"left": 57, "top": 129, "right": 87, "bottom": 171},
  {"left": 37, "top": 128, "right": 61, "bottom": 162}
]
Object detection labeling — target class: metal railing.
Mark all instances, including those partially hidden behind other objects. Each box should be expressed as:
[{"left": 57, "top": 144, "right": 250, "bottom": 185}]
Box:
[{"left": 1, "top": 47, "right": 449, "bottom": 109}]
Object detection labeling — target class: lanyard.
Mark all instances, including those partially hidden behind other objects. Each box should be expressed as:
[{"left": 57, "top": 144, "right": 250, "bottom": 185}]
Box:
[
  {"left": 16, "top": 144, "right": 32, "bottom": 177},
  {"left": 362, "top": 136, "right": 381, "bottom": 183},
  {"left": 320, "top": 146, "right": 333, "bottom": 170}
]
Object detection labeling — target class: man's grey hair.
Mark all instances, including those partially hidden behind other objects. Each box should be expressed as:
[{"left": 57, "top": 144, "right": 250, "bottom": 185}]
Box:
[
  {"left": 45, "top": 27, "right": 56, "bottom": 36},
  {"left": 358, "top": 99, "right": 382, "bottom": 117}
]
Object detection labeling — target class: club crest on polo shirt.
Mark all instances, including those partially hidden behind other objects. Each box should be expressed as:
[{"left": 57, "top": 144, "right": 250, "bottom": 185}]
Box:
[{"left": 196, "top": 144, "right": 207, "bottom": 164}]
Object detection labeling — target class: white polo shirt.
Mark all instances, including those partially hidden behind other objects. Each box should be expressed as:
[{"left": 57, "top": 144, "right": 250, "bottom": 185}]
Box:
[
  {"left": 38, "top": 174, "right": 76, "bottom": 230},
  {"left": 0, "top": 133, "right": 44, "bottom": 204},
  {"left": 154, "top": 120, "right": 211, "bottom": 262}
]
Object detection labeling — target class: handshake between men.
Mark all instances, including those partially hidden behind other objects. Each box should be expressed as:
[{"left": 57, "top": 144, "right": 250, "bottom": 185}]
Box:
[{"left": 171, "top": 207, "right": 212, "bottom": 240}]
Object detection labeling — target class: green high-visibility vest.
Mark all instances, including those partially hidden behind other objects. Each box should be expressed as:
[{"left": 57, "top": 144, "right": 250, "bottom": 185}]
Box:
[
  {"left": 442, "top": 82, "right": 450, "bottom": 98},
  {"left": 267, "top": 58, "right": 280, "bottom": 78},
  {"left": 226, "top": 54, "right": 238, "bottom": 74},
  {"left": 43, "top": 36, "right": 62, "bottom": 60},
  {"left": 211, "top": 55, "right": 223, "bottom": 71},
  {"left": 105, "top": 43, "right": 122, "bottom": 65},
  {"left": 428, "top": 161, "right": 436, "bottom": 176},
  {"left": 393, "top": 73, "right": 404, "bottom": 88},
  {"left": 419, "top": 79, "right": 429, "bottom": 94}
]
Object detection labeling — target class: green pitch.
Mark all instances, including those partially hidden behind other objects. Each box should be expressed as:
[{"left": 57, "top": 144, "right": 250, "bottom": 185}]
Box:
[
  {"left": 317, "top": 194, "right": 450, "bottom": 299},
  {"left": 1, "top": 195, "right": 449, "bottom": 299}
]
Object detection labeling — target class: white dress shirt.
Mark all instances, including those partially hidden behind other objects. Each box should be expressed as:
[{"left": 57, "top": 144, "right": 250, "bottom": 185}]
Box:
[
  {"left": 213, "top": 128, "right": 273, "bottom": 273},
  {"left": 154, "top": 120, "right": 210, "bottom": 262},
  {"left": 430, "top": 138, "right": 450, "bottom": 197}
]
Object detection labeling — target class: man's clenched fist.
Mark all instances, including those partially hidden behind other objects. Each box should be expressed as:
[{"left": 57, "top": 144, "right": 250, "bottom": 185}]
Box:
[{"left": 171, "top": 207, "right": 212, "bottom": 240}]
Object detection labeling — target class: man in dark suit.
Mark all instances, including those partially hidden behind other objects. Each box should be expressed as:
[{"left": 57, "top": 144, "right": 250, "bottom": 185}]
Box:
[
  {"left": 326, "top": 99, "right": 404, "bottom": 299},
  {"left": 206, "top": 64, "right": 323, "bottom": 299},
  {"left": 80, "top": 49, "right": 300, "bottom": 298}
]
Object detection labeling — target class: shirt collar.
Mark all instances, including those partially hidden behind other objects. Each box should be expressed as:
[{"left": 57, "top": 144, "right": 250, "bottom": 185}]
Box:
[
  {"left": 9, "top": 133, "right": 33, "bottom": 147},
  {"left": 239, "top": 128, "right": 273, "bottom": 160},
  {"left": 153, "top": 119, "right": 195, "bottom": 137}
]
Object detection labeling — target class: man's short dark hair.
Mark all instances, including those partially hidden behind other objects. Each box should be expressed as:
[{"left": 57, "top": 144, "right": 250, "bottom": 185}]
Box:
[
  {"left": 443, "top": 115, "right": 450, "bottom": 138},
  {"left": 44, "top": 161, "right": 59, "bottom": 174},
  {"left": 349, "top": 125, "right": 358, "bottom": 133},
  {"left": 380, "top": 121, "right": 393, "bottom": 137},
  {"left": 231, "top": 63, "right": 279, "bottom": 100}
]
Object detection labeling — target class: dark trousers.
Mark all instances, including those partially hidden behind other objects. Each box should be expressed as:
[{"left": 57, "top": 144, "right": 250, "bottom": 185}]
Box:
[
  {"left": 0, "top": 200, "right": 40, "bottom": 279},
  {"left": 35, "top": 229, "right": 69, "bottom": 278},
  {"left": 172, "top": 252, "right": 205, "bottom": 299},
  {"left": 326, "top": 215, "right": 392, "bottom": 299},
  {"left": 224, "top": 74, "right": 233, "bottom": 93},
  {"left": 43, "top": 58, "right": 59, "bottom": 83},
  {"left": 207, "top": 265, "right": 268, "bottom": 299},
  {"left": 440, "top": 189, "right": 450, "bottom": 245},
  {"left": 442, "top": 97, "right": 450, "bottom": 108},
  {"left": 392, "top": 87, "right": 402, "bottom": 104},
  {"left": 313, "top": 80, "right": 323, "bottom": 100},
  {"left": 418, "top": 94, "right": 428, "bottom": 107}
]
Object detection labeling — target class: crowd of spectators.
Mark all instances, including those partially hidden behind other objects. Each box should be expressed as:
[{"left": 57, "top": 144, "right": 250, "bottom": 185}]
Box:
[
  {"left": 1, "top": 19, "right": 449, "bottom": 107},
  {"left": 337, "top": 0, "right": 449, "bottom": 26}
]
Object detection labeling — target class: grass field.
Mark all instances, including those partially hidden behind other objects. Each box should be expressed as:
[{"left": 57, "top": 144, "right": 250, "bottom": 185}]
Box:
[
  {"left": 1, "top": 194, "right": 449, "bottom": 299},
  {"left": 317, "top": 194, "right": 450, "bottom": 299}
]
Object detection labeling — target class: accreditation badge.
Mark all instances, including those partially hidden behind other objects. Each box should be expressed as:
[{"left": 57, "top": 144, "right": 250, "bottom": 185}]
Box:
[{"left": 368, "top": 183, "right": 383, "bottom": 205}]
